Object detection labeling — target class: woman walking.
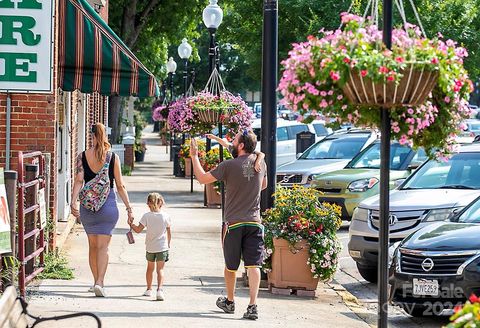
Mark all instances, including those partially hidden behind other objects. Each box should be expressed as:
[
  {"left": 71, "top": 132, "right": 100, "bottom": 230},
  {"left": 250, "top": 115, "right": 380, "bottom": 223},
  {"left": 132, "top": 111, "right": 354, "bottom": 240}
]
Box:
[{"left": 70, "top": 123, "right": 134, "bottom": 297}]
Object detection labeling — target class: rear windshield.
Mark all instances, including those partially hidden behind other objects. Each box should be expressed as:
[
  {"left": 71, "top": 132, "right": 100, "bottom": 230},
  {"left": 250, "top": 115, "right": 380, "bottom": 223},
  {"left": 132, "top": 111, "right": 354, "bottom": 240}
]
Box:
[
  {"left": 300, "top": 136, "right": 368, "bottom": 160},
  {"left": 401, "top": 152, "right": 480, "bottom": 190}
]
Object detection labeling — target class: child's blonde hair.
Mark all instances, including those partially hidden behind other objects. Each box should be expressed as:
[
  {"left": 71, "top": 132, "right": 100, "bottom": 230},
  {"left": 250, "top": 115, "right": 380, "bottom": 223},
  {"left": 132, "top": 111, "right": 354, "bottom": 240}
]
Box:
[{"left": 147, "top": 192, "right": 164, "bottom": 211}]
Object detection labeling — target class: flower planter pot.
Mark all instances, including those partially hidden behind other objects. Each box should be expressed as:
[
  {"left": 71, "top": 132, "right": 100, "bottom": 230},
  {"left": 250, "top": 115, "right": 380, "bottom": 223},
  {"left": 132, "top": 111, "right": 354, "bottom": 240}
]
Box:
[
  {"left": 342, "top": 67, "right": 438, "bottom": 108},
  {"left": 134, "top": 151, "right": 145, "bottom": 162},
  {"left": 206, "top": 183, "right": 221, "bottom": 207},
  {"left": 184, "top": 157, "right": 192, "bottom": 178},
  {"left": 268, "top": 238, "right": 319, "bottom": 291}
]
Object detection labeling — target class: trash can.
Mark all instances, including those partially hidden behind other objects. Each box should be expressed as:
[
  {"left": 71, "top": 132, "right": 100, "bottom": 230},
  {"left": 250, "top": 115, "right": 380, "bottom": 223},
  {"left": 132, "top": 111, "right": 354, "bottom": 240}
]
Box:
[
  {"left": 296, "top": 131, "right": 316, "bottom": 155},
  {"left": 172, "top": 145, "right": 185, "bottom": 177}
]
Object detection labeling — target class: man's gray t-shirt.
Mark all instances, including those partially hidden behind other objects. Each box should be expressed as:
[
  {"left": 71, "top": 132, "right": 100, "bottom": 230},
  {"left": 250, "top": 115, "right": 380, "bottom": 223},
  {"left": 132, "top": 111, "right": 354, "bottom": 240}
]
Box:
[{"left": 210, "top": 154, "right": 267, "bottom": 223}]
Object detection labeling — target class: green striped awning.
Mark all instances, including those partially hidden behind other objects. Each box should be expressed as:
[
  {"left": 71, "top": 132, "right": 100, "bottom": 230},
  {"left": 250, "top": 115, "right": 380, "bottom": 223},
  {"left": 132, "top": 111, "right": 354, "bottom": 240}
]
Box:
[{"left": 58, "top": 0, "right": 159, "bottom": 97}]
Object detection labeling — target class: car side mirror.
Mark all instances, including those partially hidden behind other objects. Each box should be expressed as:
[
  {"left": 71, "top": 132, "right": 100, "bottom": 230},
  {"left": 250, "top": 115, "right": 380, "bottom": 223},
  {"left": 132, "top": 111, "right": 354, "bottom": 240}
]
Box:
[
  {"left": 394, "top": 179, "right": 406, "bottom": 187},
  {"left": 449, "top": 208, "right": 462, "bottom": 222},
  {"left": 296, "top": 153, "right": 302, "bottom": 159}
]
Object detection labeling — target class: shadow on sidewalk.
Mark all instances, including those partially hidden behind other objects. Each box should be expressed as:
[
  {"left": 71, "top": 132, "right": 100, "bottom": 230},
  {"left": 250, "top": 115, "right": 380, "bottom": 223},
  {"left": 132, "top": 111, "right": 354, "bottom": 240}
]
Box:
[{"left": 90, "top": 310, "right": 246, "bottom": 321}]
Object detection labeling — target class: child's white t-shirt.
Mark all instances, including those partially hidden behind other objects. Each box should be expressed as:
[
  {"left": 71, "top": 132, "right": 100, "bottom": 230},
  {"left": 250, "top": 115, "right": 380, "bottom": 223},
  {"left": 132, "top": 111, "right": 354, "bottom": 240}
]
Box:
[{"left": 139, "top": 211, "right": 171, "bottom": 253}]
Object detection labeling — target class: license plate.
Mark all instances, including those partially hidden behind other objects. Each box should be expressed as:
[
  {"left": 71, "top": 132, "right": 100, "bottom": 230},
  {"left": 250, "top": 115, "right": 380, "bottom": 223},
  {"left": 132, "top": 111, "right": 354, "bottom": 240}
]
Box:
[{"left": 412, "top": 278, "right": 439, "bottom": 296}]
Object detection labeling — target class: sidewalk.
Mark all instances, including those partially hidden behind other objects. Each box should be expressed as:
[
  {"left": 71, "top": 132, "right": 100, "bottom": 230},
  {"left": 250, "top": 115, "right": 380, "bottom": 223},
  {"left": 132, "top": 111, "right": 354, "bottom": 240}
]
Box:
[{"left": 27, "top": 125, "right": 370, "bottom": 328}]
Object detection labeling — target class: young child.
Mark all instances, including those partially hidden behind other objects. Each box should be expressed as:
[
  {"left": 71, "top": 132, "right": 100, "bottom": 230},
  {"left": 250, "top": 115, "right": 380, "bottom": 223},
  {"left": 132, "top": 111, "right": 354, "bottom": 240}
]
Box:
[
  {"left": 205, "top": 133, "right": 265, "bottom": 172},
  {"left": 128, "top": 193, "right": 171, "bottom": 301}
]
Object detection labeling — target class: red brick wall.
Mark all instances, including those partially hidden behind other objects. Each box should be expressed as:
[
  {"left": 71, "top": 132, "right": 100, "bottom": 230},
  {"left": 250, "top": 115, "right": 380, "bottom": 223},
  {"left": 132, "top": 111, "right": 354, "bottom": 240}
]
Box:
[{"left": 0, "top": 93, "right": 57, "bottom": 223}]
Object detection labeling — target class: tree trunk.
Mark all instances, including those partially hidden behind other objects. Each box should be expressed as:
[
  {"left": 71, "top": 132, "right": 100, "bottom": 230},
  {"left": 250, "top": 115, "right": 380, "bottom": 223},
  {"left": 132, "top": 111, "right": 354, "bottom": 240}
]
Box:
[
  {"left": 108, "top": 95, "right": 123, "bottom": 144},
  {"left": 108, "top": 0, "right": 159, "bottom": 140}
]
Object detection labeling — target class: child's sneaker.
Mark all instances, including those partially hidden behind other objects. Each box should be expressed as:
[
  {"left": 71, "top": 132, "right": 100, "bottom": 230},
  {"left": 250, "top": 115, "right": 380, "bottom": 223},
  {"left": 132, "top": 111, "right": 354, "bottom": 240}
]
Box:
[
  {"left": 156, "top": 289, "right": 165, "bottom": 301},
  {"left": 143, "top": 289, "right": 152, "bottom": 297},
  {"left": 243, "top": 304, "right": 258, "bottom": 320},
  {"left": 216, "top": 296, "right": 235, "bottom": 313}
]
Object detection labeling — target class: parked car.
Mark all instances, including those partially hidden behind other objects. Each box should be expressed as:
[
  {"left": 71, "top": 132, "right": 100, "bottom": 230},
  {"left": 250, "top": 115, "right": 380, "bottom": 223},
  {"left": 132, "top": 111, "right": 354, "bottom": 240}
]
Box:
[
  {"left": 311, "top": 141, "right": 428, "bottom": 220},
  {"left": 276, "top": 129, "right": 378, "bottom": 186},
  {"left": 251, "top": 118, "right": 331, "bottom": 167},
  {"left": 389, "top": 195, "right": 480, "bottom": 317},
  {"left": 349, "top": 143, "right": 480, "bottom": 283}
]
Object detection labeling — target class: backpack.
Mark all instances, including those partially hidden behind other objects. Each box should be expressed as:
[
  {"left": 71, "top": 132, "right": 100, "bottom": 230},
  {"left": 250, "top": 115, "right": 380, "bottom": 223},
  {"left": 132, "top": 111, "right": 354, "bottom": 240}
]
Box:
[{"left": 79, "top": 152, "right": 113, "bottom": 212}]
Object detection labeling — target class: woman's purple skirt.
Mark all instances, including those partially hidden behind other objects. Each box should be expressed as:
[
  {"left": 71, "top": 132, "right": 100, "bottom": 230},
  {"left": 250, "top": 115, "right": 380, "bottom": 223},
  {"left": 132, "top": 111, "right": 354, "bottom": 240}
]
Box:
[{"left": 80, "top": 190, "right": 119, "bottom": 235}]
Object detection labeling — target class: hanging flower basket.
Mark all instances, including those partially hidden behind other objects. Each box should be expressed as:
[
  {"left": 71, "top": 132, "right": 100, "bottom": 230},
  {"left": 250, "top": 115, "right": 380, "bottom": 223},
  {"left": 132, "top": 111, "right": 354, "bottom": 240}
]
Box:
[
  {"left": 152, "top": 104, "right": 169, "bottom": 122},
  {"left": 343, "top": 66, "right": 438, "bottom": 108},
  {"left": 278, "top": 13, "right": 473, "bottom": 159},
  {"left": 196, "top": 106, "right": 224, "bottom": 124}
]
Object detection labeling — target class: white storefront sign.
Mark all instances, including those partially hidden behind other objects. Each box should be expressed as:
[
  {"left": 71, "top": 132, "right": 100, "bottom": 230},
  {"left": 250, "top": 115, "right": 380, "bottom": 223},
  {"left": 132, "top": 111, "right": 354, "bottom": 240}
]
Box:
[{"left": 0, "top": 0, "right": 54, "bottom": 93}]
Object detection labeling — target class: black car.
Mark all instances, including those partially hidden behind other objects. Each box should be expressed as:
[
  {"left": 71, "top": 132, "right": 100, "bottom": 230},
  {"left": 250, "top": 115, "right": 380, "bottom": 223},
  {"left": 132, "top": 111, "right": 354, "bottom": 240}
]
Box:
[{"left": 389, "top": 195, "right": 480, "bottom": 317}]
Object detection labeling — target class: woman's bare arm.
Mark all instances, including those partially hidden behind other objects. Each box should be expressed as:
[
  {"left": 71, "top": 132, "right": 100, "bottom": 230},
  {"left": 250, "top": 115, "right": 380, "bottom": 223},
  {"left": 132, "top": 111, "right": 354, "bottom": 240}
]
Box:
[
  {"left": 70, "top": 154, "right": 84, "bottom": 219},
  {"left": 113, "top": 154, "right": 133, "bottom": 222}
]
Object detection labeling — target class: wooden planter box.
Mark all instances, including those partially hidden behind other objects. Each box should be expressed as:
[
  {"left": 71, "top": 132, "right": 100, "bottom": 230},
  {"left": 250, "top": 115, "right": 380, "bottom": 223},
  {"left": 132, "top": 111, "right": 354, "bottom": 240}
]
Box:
[
  {"left": 206, "top": 183, "right": 221, "bottom": 207},
  {"left": 184, "top": 157, "right": 192, "bottom": 178},
  {"left": 342, "top": 67, "right": 438, "bottom": 108},
  {"left": 268, "top": 238, "right": 319, "bottom": 291}
]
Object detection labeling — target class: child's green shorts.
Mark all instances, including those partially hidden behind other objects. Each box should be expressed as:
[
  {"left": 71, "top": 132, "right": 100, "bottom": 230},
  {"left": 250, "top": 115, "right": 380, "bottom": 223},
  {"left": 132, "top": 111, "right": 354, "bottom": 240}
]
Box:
[{"left": 146, "top": 250, "right": 169, "bottom": 262}]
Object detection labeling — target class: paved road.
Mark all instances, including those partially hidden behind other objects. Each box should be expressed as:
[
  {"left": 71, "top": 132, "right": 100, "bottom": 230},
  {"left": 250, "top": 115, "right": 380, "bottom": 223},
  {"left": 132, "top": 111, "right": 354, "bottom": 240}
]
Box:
[{"left": 336, "top": 224, "right": 451, "bottom": 327}]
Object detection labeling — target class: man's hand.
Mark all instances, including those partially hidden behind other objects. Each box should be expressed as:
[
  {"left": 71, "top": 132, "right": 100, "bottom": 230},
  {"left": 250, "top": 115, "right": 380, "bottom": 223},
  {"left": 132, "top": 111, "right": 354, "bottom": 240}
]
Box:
[{"left": 190, "top": 138, "right": 199, "bottom": 158}]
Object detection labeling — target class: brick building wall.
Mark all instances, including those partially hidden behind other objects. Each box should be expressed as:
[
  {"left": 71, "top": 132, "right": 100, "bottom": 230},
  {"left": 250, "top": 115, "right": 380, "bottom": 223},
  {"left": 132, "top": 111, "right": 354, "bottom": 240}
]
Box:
[{"left": 0, "top": 93, "right": 58, "bottom": 223}]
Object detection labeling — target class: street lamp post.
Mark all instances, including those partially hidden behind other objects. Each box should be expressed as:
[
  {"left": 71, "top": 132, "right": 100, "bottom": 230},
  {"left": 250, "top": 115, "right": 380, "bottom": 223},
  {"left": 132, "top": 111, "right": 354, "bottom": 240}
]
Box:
[
  {"left": 260, "top": 0, "right": 278, "bottom": 212},
  {"left": 166, "top": 57, "right": 177, "bottom": 162},
  {"left": 203, "top": 0, "right": 223, "bottom": 208},
  {"left": 178, "top": 38, "right": 193, "bottom": 97},
  {"left": 203, "top": 0, "right": 223, "bottom": 153},
  {"left": 378, "top": 1, "right": 393, "bottom": 326},
  {"left": 178, "top": 38, "right": 193, "bottom": 181}
]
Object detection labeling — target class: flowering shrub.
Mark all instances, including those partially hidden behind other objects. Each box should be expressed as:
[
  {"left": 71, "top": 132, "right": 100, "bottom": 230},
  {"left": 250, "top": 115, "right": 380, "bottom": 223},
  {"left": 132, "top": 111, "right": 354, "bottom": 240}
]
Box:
[
  {"left": 262, "top": 185, "right": 342, "bottom": 281},
  {"left": 203, "top": 147, "right": 232, "bottom": 193},
  {"left": 278, "top": 13, "right": 473, "bottom": 159},
  {"left": 446, "top": 295, "right": 480, "bottom": 327}
]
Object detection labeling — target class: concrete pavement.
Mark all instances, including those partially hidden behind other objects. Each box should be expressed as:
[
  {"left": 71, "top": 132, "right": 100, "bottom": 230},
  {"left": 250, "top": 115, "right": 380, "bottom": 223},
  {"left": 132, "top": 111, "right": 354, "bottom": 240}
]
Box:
[{"left": 27, "top": 125, "right": 371, "bottom": 328}]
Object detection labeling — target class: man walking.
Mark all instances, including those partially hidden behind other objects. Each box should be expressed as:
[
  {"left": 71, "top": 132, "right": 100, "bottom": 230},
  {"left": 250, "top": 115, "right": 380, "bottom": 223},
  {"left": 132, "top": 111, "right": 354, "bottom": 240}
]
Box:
[{"left": 190, "top": 130, "right": 267, "bottom": 320}]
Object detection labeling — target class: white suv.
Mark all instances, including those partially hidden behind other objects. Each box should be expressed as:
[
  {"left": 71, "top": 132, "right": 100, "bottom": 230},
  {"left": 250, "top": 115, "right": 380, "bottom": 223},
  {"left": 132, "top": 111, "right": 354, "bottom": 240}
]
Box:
[
  {"left": 348, "top": 143, "right": 480, "bottom": 283},
  {"left": 251, "top": 119, "right": 331, "bottom": 167}
]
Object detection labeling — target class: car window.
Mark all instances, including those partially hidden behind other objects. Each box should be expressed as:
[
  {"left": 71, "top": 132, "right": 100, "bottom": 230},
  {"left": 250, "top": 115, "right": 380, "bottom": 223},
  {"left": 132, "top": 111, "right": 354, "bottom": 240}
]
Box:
[
  {"left": 277, "top": 127, "right": 289, "bottom": 141},
  {"left": 458, "top": 197, "right": 480, "bottom": 223},
  {"left": 468, "top": 123, "right": 480, "bottom": 132},
  {"left": 402, "top": 152, "right": 480, "bottom": 189},
  {"left": 410, "top": 148, "right": 428, "bottom": 167},
  {"left": 348, "top": 143, "right": 413, "bottom": 170},
  {"left": 313, "top": 123, "right": 328, "bottom": 136},
  {"left": 300, "top": 136, "right": 368, "bottom": 160},
  {"left": 288, "top": 125, "right": 309, "bottom": 140}
]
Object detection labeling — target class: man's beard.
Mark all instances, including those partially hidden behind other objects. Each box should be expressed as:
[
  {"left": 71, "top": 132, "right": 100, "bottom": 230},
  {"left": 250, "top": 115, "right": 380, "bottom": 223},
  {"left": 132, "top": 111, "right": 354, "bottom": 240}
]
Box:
[{"left": 231, "top": 144, "right": 239, "bottom": 158}]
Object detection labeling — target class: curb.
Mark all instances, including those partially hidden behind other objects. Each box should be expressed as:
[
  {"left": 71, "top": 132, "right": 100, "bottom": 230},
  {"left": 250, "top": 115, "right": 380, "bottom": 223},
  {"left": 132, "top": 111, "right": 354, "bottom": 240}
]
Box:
[
  {"left": 55, "top": 214, "right": 77, "bottom": 251},
  {"left": 327, "top": 280, "right": 378, "bottom": 327}
]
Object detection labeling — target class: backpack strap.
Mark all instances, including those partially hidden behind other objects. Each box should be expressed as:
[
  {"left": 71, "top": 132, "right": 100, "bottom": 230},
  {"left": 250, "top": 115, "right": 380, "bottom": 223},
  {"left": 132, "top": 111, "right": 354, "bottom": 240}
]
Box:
[{"left": 103, "top": 152, "right": 113, "bottom": 169}]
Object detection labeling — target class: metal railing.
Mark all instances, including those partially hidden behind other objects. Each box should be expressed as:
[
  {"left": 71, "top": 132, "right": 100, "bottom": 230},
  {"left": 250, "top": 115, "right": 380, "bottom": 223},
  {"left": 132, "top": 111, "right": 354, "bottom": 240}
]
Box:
[{"left": 17, "top": 151, "right": 46, "bottom": 297}]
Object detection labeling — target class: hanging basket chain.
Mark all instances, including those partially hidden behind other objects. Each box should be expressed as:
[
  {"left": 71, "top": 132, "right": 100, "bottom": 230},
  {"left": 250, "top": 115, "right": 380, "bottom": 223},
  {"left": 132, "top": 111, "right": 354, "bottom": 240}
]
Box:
[{"left": 203, "top": 67, "right": 226, "bottom": 95}]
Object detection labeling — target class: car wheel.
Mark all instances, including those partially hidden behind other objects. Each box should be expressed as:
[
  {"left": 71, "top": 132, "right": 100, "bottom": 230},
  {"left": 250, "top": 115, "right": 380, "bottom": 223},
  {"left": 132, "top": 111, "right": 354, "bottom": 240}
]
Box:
[
  {"left": 356, "top": 264, "right": 377, "bottom": 283},
  {"left": 401, "top": 304, "right": 428, "bottom": 317}
]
